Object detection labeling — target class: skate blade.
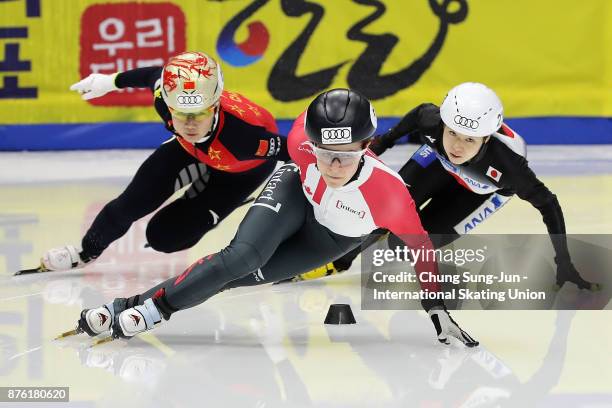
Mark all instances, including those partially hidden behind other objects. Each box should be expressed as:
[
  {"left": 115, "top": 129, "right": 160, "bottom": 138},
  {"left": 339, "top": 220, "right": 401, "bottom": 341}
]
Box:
[
  {"left": 89, "top": 336, "right": 115, "bottom": 348},
  {"left": 14, "top": 264, "right": 49, "bottom": 276},
  {"left": 54, "top": 329, "right": 81, "bottom": 340}
]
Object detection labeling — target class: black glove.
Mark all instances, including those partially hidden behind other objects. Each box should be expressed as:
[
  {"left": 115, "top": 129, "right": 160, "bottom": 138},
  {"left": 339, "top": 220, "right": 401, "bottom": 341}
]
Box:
[
  {"left": 555, "top": 260, "right": 601, "bottom": 291},
  {"left": 369, "top": 132, "right": 395, "bottom": 156}
]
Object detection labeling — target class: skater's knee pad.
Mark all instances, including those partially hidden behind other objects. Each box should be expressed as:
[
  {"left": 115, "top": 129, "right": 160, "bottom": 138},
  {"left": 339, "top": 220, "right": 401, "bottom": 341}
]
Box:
[
  {"left": 145, "top": 221, "right": 177, "bottom": 253},
  {"left": 146, "top": 207, "right": 219, "bottom": 253}
]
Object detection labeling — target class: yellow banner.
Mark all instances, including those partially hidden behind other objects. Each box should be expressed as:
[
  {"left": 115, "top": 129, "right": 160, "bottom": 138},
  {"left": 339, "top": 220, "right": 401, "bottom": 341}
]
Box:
[{"left": 1, "top": 0, "right": 611, "bottom": 124}]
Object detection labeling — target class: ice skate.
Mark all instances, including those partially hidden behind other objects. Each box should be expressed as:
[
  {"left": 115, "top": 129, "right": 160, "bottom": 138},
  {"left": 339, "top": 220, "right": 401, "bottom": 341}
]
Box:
[
  {"left": 15, "top": 245, "right": 94, "bottom": 275},
  {"left": 55, "top": 298, "right": 136, "bottom": 345},
  {"left": 111, "top": 299, "right": 163, "bottom": 340},
  {"left": 55, "top": 304, "right": 114, "bottom": 340}
]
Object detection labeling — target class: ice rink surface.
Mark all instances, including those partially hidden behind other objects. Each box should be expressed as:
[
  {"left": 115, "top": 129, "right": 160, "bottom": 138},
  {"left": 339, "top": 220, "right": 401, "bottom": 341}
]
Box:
[{"left": 1, "top": 145, "right": 612, "bottom": 407}]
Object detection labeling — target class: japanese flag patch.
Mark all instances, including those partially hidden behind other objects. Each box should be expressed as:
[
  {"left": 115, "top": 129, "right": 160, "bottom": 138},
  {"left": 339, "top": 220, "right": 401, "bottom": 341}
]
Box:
[{"left": 486, "top": 166, "right": 502, "bottom": 182}]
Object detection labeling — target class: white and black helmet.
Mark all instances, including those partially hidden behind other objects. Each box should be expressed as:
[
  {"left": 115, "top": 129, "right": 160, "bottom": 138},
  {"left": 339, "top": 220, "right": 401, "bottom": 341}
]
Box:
[
  {"left": 440, "top": 82, "right": 503, "bottom": 137},
  {"left": 305, "top": 88, "right": 377, "bottom": 145}
]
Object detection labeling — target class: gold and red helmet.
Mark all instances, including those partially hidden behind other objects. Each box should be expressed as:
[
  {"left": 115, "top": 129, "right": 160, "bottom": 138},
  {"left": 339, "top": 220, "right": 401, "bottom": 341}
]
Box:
[{"left": 161, "top": 51, "right": 224, "bottom": 114}]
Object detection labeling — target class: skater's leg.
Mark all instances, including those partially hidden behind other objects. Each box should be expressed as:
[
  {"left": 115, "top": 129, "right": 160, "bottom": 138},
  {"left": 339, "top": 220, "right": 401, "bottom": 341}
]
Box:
[
  {"left": 137, "top": 164, "right": 309, "bottom": 312},
  {"left": 146, "top": 160, "right": 275, "bottom": 252},
  {"left": 295, "top": 228, "right": 382, "bottom": 274},
  {"left": 225, "top": 214, "right": 364, "bottom": 288},
  {"left": 68, "top": 164, "right": 306, "bottom": 338},
  {"left": 40, "top": 139, "right": 198, "bottom": 272},
  {"left": 81, "top": 139, "right": 197, "bottom": 258}
]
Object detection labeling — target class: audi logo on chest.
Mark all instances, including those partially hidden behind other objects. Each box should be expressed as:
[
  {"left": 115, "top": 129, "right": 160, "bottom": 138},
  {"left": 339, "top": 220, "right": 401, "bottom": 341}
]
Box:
[
  {"left": 176, "top": 94, "right": 205, "bottom": 108},
  {"left": 454, "top": 115, "right": 479, "bottom": 129},
  {"left": 321, "top": 127, "right": 352, "bottom": 145}
]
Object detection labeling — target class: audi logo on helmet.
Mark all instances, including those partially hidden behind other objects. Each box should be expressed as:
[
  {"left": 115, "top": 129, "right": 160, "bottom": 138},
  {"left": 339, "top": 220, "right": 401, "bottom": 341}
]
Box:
[
  {"left": 454, "top": 115, "right": 479, "bottom": 129},
  {"left": 176, "top": 94, "right": 205, "bottom": 108},
  {"left": 321, "top": 127, "right": 352, "bottom": 145}
]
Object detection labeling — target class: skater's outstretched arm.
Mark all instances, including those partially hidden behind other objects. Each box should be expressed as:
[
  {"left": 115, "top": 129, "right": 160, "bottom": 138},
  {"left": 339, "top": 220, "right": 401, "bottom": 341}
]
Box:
[
  {"left": 500, "top": 150, "right": 600, "bottom": 291},
  {"left": 371, "top": 103, "right": 441, "bottom": 155},
  {"left": 70, "top": 66, "right": 162, "bottom": 100}
]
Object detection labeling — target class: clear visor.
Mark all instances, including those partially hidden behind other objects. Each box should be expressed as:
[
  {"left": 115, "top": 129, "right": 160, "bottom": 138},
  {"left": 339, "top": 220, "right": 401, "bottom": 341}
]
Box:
[
  {"left": 168, "top": 104, "right": 217, "bottom": 121},
  {"left": 311, "top": 143, "right": 367, "bottom": 168}
]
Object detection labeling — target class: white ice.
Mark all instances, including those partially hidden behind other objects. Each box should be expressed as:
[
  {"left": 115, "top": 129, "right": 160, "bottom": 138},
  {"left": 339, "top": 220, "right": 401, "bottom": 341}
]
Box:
[{"left": 1, "top": 145, "right": 611, "bottom": 407}]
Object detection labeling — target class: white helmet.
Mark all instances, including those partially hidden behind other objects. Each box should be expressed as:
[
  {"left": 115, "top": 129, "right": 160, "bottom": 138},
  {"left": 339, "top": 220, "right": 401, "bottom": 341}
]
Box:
[
  {"left": 439, "top": 82, "right": 503, "bottom": 137},
  {"left": 161, "top": 51, "right": 224, "bottom": 114}
]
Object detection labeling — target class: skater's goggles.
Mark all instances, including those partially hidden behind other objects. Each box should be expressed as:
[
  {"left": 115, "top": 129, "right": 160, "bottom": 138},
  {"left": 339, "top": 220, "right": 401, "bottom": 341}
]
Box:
[
  {"left": 311, "top": 143, "right": 367, "bottom": 167},
  {"left": 168, "top": 104, "right": 216, "bottom": 121}
]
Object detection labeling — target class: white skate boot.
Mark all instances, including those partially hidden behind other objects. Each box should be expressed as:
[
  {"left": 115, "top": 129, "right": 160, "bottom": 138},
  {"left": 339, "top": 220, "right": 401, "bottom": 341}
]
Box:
[
  {"left": 112, "top": 299, "right": 163, "bottom": 339},
  {"left": 55, "top": 296, "right": 161, "bottom": 346},
  {"left": 41, "top": 245, "right": 92, "bottom": 272},
  {"left": 55, "top": 298, "right": 127, "bottom": 340},
  {"left": 78, "top": 305, "right": 114, "bottom": 336}
]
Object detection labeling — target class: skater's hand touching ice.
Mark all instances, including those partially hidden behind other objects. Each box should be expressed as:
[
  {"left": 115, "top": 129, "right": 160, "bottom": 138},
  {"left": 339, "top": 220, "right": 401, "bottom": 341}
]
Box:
[
  {"left": 428, "top": 306, "right": 479, "bottom": 347},
  {"left": 555, "top": 260, "right": 601, "bottom": 291}
]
